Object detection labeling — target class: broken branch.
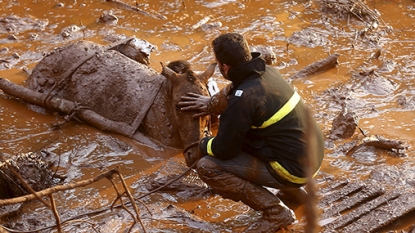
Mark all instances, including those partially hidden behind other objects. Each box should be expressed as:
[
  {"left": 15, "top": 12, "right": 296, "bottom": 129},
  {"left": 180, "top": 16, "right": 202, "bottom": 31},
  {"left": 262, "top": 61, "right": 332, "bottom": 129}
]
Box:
[
  {"left": 289, "top": 54, "right": 339, "bottom": 80},
  {"left": 49, "top": 194, "right": 62, "bottom": 233},
  {"left": 0, "top": 169, "right": 118, "bottom": 206},
  {"left": 0, "top": 78, "right": 136, "bottom": 138},
  {"left": 106, "top": 0, "right": 167, "bottom": 20},
  {"left": 0, "top": 168, "right": 146, "bottom": 233}
]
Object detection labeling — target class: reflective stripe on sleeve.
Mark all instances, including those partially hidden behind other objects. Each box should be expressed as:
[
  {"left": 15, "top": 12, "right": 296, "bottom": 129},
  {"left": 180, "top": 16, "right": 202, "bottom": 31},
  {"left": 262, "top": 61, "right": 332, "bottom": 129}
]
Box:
[
  {"left": 252, "top": 91, "right": 301, "bottom": 129},
  {"left": 207, "top": 137, "right": 215, "bottom": 156}
]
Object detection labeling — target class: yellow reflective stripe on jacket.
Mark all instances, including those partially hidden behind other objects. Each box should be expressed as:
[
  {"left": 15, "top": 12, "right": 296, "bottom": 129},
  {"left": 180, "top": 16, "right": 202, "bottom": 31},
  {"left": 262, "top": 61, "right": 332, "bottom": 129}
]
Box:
[
  {"left": 269, "top": 161, "right": 320, "bottom": 184},
  {"left": 252, "top": 91, "right": 301, "bottom": 129},
  {"left": 207, "top": 137, "right": 215, "bottom": 156}
]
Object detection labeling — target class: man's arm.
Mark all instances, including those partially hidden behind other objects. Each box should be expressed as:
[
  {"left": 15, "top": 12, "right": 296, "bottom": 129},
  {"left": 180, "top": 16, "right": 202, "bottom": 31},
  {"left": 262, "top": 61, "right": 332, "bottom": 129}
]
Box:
[{"left": 178, "top": 83, "right": 232, "bottom": 118}]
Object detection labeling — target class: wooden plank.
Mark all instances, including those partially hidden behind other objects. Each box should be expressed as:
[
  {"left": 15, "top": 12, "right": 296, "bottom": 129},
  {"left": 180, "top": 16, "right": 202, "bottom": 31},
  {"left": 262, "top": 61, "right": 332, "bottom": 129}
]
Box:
[
  {"left": 320, "top": 185, "right": 385, "bottom": 219},
  {"left": 318, "top": 181, "right": 364, "bottom": 208},
  {"left": 322, "top": 191, "right": 401, "bottom": 232},
  {"left": 341, "top": 192, "right": 415, "bottom": 233}
]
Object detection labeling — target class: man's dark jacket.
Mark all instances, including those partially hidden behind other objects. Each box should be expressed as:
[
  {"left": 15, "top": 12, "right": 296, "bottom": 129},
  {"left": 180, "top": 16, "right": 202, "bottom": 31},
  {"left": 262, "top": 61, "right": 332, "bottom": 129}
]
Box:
[{"left": 200, "top": 53, "right": 324, "bottom": 181}]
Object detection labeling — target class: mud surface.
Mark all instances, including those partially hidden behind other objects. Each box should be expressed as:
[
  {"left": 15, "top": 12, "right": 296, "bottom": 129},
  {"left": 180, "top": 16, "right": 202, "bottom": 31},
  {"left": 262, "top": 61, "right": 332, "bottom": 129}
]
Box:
[{"left": 1, "top": 0, "right": 415, "bottom": 232}]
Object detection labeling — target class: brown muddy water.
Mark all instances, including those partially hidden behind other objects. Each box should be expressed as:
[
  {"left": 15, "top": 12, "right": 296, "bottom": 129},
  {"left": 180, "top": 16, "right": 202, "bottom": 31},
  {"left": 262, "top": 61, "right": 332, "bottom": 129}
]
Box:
[{"left": 0, "top": 0, "right": 415, "bottom": 232}]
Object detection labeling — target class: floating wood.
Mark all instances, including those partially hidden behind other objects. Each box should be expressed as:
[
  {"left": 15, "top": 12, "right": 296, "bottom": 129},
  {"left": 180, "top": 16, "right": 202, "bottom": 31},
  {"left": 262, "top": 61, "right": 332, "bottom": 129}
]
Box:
[{"left": 289, "top": 54, "right": 339, "bottom": 80}]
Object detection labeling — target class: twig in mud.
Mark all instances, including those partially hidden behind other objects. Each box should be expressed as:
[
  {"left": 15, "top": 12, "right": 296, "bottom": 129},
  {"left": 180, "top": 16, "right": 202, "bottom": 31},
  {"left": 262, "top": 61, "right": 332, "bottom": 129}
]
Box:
[
  {"left": 79, "top": 19, "right": 86, "bottom": 40},
  {"left": 288, "top": 10, "right": 306, "bottom": 23},
  {"left": 106, "top": 0, "right": 167, "bottom": 20},
  {"left": 289, "top": 53, "right": 339, "bottom": 80},
  {"left": 52, "top": 149, "right": 63, "bottom": 180},
  {"left": 51, "top": 104, "right": 92, "bottom": 130},
  {"left": 0, "top": 168, "right": 147, "bottom": 233},
  {"left": 0, "top": 131, "right": 57, "bottom": 146},
  {"left": 0, "top": 159, "right": 197, "bottom": 233},
  {"left": 116, "top": 167, "right": 147, "bottom": 233},
  {"left": 64, "top": 220, "right": 100, "bottom": 233},
  {"left": 108, "top": 178, "right": 140, "bottom": 233},
  {"left": 33, "top": 134, "right": 60, "bottom": 153},
  {"left": 49, "top": 194, "right": 62, "bottom": 233},
  {"left": 136, "top": 161, "right": 196, "bottom": 200}
]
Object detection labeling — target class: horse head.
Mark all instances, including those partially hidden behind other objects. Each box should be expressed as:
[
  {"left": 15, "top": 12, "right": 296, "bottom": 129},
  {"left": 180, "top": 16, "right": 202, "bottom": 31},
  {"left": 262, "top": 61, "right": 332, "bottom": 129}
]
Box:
[{"left": 161, "top": 61, "right": 216, "bottom": 167}]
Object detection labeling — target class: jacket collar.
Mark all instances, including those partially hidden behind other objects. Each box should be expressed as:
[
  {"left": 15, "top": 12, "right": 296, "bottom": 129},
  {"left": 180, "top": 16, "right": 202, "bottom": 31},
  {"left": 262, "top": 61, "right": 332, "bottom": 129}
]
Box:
[{"left": 227, "top": 52, "right": 266, "bottom": 88}]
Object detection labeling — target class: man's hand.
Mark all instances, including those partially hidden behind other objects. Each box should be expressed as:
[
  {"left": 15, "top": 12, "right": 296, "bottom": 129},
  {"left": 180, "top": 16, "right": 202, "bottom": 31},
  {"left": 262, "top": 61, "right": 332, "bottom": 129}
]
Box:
[{"left": 178, "top": 92, "right": 211, "bottom": 118}]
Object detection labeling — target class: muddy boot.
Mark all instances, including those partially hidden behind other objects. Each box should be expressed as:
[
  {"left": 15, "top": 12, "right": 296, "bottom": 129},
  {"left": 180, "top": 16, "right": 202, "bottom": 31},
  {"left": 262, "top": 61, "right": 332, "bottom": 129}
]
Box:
[
  {"left": 197, "top": 158, "right": 296, "bottom": 233},
  {"left": 276, "top": 187, "right": 308, "bottom": 210}
]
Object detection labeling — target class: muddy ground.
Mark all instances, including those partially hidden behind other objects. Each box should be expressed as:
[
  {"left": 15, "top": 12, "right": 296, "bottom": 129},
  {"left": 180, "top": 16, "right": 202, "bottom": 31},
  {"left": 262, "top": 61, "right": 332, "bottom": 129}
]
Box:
[{"left": 0, "top": 0, "right": 414, "bottom": 232}]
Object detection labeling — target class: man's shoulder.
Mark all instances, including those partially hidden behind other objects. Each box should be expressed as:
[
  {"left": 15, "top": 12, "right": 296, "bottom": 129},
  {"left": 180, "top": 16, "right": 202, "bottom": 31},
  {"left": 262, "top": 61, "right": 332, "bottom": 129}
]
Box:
[{"left": 233, "top": 78, "right": 263, "bottom": 95}]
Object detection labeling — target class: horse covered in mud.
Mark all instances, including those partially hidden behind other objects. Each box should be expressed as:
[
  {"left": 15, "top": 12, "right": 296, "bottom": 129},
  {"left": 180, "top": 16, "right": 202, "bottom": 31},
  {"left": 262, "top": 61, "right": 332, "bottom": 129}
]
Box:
[{"left": 21, "top": 38, "right": 216, "bottom": 166}]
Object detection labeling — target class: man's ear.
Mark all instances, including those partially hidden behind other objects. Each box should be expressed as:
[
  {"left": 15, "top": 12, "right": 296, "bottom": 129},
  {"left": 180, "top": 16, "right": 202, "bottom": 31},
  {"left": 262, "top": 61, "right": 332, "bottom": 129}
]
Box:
[{"left": 222, "top": 63, "right": 230, "bottom": 74}]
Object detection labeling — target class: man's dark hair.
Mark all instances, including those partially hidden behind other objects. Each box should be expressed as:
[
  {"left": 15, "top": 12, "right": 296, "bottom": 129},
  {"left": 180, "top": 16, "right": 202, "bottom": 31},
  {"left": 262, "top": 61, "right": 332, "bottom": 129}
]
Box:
[{"left": 212, "top": 33, "right": 252, "bottom": 67}]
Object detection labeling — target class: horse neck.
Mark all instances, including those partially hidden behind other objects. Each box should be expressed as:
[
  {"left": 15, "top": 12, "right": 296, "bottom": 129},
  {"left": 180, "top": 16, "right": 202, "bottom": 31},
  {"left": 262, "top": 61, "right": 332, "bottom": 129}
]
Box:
[{"left": 141, "top": 80, "right": 183, "bottom": 148}]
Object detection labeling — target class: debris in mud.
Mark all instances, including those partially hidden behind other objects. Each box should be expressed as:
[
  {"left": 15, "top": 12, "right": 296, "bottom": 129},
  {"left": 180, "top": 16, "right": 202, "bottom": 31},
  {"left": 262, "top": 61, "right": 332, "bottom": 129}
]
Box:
[
  {"left": 0, "top": 168, "right": 145, "bottom": 233},
  {"left": 289, "top": 53, "right": 339, "bottom": 80},
  {"left": 190, "top": 16, "right": 211, "bottom": 31},
  {"left": 0, "top": 15, "right": 48, "bottom": 34},
  {"left": 327, "top": 106, "right": 407, "bottom": 157},
  {"left": 99, "top": 11, "right": 119, "bottom": 25},
  {"left": 318, "top": 175, "right": 415, "bottom": 233},
  {"left": 320, "top": 0, "right": 381, "bottom": 26},
  {"left": 362, "top": 75, "right": 397, "bottom": 96},
  {"left": 369, "top": 163, "right": 415, "bottom": 188},
  {"left": 329, "top": 108, "right": 358, "bottom": 140},
  {"left": 288, "top": 27, "right": 331, "bottom": 48},
  {"left": 60, "top": 25, "right": 85, "bottom": 38},
  {"left": 397, "top": 94, "right": 415, "bottom": 110},
  {"left": 0, "top": 152, "right": 54, "bottom": 199},
  {"left": 200, "top": 21, "right": 222, "bottom": 32},
  {"left": 137, "top": 157, "right": 211, "bottom": 201},
  {"left": 346, "top": 135, "right": 407, "bottom": 157},
  {"left": 352, "top": 71, "right": 398, "bottom": 96}
]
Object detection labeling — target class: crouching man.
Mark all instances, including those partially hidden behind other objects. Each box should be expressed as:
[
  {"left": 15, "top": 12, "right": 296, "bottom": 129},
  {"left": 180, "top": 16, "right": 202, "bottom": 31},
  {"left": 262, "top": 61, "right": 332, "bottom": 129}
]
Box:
[{"left": 179, "top": 33, "right": 324, "bottom": 233}]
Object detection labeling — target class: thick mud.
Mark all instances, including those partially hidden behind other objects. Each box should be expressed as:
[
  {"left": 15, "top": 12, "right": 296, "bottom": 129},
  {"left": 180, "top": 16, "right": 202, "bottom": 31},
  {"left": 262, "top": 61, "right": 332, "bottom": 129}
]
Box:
[{"left": 0, "top": 0, "right": 414, "bottom": 232}]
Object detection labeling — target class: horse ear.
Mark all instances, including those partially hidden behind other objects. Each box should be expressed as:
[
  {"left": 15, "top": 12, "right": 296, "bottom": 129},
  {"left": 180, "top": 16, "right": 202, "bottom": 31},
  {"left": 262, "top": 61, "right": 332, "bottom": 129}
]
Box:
[
  {"left": 199, "top": 63, "right": 217, "bottom": 84},
  {"left": 160, "top": 62, "right": 178, "bottom": 79}
]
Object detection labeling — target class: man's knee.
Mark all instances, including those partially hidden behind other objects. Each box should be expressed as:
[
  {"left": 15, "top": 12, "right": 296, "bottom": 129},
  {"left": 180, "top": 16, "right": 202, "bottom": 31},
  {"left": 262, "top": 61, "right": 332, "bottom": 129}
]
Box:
[{"left": 196, "top": 156, "right": 222, "bottom": 178}]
